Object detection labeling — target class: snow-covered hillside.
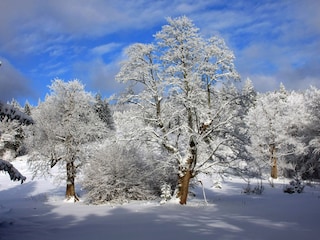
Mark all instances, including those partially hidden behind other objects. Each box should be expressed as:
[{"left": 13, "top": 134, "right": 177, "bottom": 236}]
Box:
[{"left": 1, "top": 157, "right": 319, "bottom": 240}]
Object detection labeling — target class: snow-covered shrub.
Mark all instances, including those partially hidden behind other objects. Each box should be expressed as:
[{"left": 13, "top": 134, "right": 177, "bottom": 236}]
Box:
[
  {"left": 242, "top": 181, "right": 264, "bottom": 195},
  {"left": 212, "top": 180, "right": 222, "bottom": 189},
  {"left": 283, "top": 178, "right": 305, "bottom": 194},
  {"left": 82, "top": 141, "right": 175, "bottom": 204}
]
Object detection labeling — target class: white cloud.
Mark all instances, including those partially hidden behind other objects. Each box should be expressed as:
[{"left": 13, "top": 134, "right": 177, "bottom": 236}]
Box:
[
  {"left": 91, "top": 43, "right": 122, "bottom": 56},
  {"left": 73, "top": 55, "right": 125, "bottom": 96},
  {"left": 249, "top": 74, "right": 279, "bottom": 93}
]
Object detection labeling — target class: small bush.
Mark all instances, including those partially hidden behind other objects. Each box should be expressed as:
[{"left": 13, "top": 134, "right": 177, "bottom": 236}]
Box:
[
  {"left": 243, "top": 181, "right": 264, "bottom": 195},
  {"left": 283, "top": 178, "right": 305, "bottom": 194},
  {"left": 82, "top": 141, "right": 176, "bottom": 204}
]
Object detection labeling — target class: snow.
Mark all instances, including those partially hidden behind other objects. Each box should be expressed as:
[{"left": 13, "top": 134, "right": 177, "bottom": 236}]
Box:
[{"left": 1, "top": 157, "right": 320, "bottom": 240}]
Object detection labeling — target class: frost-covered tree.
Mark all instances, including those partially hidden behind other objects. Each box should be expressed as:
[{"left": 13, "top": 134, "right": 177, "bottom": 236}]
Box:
[
  {"left": 9, "top": 99, "right": 22, "bottom": 111},
  {"left": 246, "top": 85, "right": 306, "bottom": 179},
  {"left": 301, "top": 87, "right": 320, "bottom": 179},
  {"left": 0, "top": 102, "right": 33, "bottom": 179},
  {"left": 0, "top": 117, "right": 24, "bottom": 159},
  {"left": 26, "top": 79, "right": 108, "bottom": 201},
  {"left": 283, "top": 90, "right": 309, "bottom": 177},
  {"left": 0, "top": 102, "right": 33, "bottom": 159},
  {"left": 24, "top": 101, "right": 32, "bottom": 116},
  {"left": 116, "top": 16, "right": 251, "bottom": 204}
]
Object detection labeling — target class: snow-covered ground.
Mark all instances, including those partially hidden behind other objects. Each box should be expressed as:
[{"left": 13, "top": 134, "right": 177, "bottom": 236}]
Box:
[{"left": 1, "top": 157, "right": 319, "bottom": 240}]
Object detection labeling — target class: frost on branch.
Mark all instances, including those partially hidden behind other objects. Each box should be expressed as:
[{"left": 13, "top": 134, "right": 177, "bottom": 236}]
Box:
[{"left": 0, "top": 159, "right": 26, "bottom": 183}]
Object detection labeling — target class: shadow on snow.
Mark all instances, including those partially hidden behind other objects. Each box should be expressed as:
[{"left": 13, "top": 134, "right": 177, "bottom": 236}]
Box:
[{"left": 1, "top": 180, "right": 319, "bottom": 240}]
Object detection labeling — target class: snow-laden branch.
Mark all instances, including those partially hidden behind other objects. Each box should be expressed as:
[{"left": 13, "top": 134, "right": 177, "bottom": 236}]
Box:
[
  {"left": 195, "top": 139, "right": 229, "bottom": 171},
  {"left": 151, "top": 130, "right": 178, "bottom": 154},
  {"left": 0, "top": 102, "right": 34, "bottom": 125},
  {"left": 0, "top": 159, "right": 26, "bottom": 183}
]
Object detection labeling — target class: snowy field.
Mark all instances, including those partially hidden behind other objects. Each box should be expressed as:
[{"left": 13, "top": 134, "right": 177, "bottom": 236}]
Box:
[{"left": 1, "top": 157, "right": 320, "bottom": 240}]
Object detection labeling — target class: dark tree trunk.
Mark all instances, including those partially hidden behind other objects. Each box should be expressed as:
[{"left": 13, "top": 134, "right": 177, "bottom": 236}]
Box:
[
  {"left": 270, "top": 144, "right": 278, "bottom": 179},
  {"left": 206, "top": 77, "right": 211, "bottom": 108},
  {"left": 66, "top": 161, "right": 79, "bottom": 202}
]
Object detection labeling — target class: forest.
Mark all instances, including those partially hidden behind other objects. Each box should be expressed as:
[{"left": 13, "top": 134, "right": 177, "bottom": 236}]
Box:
[{"left": 1, "top": 16, "right": 320, "bottom": 206}]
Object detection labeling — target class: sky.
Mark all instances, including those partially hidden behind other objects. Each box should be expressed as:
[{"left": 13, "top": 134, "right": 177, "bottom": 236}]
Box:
[{"left": 0, "top": 0, "right": 319, "bottom": 106}]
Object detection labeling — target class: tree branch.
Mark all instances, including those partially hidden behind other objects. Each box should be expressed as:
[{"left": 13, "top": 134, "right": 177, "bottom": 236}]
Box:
[{"left": 0, "top": 159, "right": 26, "bottom": 183}]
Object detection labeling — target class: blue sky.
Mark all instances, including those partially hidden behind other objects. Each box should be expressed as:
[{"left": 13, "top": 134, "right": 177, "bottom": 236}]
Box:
[{"left": 0, "top": 0, "right": 319, "bottom": 106}]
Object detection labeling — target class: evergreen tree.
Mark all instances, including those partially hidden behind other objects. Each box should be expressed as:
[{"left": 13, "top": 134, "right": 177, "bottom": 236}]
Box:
[
  {"left": 94, "top": 93, "right": 115, "bottom": 130},
  {"left": 24, "top": 101, "right": 32, "bottom": 116}
]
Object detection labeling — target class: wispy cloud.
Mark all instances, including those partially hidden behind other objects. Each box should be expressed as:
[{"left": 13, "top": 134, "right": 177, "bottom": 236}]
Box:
[{"left": 91, "top": 43, "right": 123, "bottom": 56}]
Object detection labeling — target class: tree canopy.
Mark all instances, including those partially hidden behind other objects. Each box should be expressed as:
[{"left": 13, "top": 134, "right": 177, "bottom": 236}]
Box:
[{"left": 116, "top": 16, "right": 252, "bottom": 204}]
